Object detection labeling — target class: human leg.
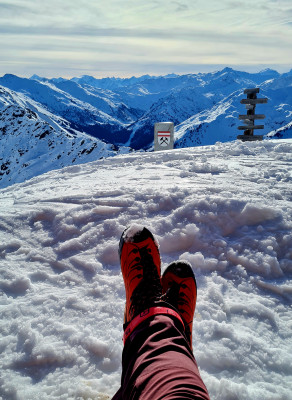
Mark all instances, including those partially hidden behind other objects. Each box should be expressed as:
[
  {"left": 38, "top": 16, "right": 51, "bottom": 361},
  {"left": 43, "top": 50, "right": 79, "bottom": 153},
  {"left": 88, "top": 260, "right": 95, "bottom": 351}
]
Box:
[{"left": 112, "top": 226, "right": 210, "bottom": 400}]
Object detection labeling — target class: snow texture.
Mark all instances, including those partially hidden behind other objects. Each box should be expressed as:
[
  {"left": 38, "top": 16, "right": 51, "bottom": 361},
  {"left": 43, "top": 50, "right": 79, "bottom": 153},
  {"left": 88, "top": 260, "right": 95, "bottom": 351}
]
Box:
[{"left": 0, "top": 139, "right": 291, "bottom": 400}]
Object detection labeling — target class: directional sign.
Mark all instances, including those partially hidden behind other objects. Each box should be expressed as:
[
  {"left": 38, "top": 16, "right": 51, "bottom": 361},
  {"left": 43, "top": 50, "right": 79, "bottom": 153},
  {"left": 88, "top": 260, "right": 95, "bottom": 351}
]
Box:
[
  {"left": 240, "top": 98, "right": 268, "bottom": 105},
  {"left": 244, "top": 88, "right": 260, "bottom": 95},
  {"left": 237, "top": 87, "right": 267, "bottom": 142},
  {"left": 238, "top": 114, "right": 265, "bottom": 120},
  {"left": 154, "top": 122, "right": 174, "bottom": 151},
  {"left": 238, "top": 125, "right": 264, "bottom": 130},
  {"left": 237, "top": 135, "right": 263, "bottom": 141}
]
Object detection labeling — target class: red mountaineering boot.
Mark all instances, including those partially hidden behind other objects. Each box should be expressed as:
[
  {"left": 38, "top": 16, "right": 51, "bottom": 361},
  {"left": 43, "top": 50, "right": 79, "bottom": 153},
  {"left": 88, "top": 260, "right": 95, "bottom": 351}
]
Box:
[
  {"left": 162, "top": 261, "right": 197, "bottom": 350},
  {"left": 119, "top": 225, "right": 162, "bottom": 325}
]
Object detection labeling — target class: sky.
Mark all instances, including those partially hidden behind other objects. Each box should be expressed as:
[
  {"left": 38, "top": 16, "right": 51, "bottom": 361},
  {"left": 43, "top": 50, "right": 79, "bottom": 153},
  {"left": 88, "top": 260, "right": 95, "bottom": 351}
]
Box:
[{"left": 0, "top": 0, "right": 291, "bottom": 78}]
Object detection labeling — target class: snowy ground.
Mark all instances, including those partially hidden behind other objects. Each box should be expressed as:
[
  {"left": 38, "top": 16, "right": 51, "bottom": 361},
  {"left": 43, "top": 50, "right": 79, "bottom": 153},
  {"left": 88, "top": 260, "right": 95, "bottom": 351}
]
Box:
[{"left": 0, "top": 139, "right": 291, "bottom": 400}]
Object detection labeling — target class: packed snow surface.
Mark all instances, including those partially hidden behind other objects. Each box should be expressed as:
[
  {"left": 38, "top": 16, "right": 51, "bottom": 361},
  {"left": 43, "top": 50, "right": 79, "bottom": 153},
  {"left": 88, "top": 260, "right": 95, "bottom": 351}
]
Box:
[{"left": 0, "top": 140, "right": 291, "bottom": 400}]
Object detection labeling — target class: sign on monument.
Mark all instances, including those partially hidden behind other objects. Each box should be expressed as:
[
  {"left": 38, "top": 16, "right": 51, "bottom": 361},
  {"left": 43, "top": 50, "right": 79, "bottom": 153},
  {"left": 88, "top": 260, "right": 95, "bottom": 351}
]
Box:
[{"left": 154, "top": 122, "right": 174, "bottom": 151}]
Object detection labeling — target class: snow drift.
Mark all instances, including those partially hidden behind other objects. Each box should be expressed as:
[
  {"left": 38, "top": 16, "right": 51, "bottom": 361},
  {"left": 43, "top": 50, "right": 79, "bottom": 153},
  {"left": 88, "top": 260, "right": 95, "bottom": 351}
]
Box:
[{"left": 0, "top": 139, "right": 291, "bottom": 400}]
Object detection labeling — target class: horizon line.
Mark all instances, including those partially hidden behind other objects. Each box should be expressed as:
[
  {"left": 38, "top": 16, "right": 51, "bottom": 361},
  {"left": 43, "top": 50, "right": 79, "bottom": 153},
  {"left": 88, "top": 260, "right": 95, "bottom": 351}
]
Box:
[{"left": 1, "top": 65, "right": 291, "bottom": 81}]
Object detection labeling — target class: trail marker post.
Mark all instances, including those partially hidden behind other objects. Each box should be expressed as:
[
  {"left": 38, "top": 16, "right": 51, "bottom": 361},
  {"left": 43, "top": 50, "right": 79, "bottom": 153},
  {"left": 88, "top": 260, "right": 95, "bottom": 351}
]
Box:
[
  {"left": 154, "top": 122, "right": 174, "bottom": 151},
  {"left": 237, "top": 88, "right": 267, "bottom": 141}
]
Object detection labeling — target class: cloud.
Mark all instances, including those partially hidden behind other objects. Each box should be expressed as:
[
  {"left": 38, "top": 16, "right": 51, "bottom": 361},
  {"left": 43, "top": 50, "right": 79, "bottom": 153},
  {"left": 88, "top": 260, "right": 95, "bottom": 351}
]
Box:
[
  {"left": 171, "top": 1, "right": 189, "bottom": 12},
  {"left": 0, "top": 2, "right": 24, "bottom": 10},
  {"left": 0, "top": 0, "right": 291, "bottom": 78},
  {"left": 0, "top": 1, "right": 40, "bottom": 14},
  {"left": 0, "top": 22, "right": 289, "bottom": 52}
]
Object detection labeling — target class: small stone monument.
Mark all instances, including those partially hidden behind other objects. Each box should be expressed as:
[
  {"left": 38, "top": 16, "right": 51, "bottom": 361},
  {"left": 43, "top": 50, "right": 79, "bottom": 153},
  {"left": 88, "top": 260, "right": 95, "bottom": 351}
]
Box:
[
  {"left": 154, "top": 122, "right": 174, "bottom": 151},
  {"left": 237, "top": 88, "right": 267, "bottom": 141}
]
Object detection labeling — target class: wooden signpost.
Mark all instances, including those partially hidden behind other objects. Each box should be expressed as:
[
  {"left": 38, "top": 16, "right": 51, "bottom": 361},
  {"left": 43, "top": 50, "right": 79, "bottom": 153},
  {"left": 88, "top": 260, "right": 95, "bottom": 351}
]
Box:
[{"left": 237, "top": 88, "right": 268, "bottom": 141}]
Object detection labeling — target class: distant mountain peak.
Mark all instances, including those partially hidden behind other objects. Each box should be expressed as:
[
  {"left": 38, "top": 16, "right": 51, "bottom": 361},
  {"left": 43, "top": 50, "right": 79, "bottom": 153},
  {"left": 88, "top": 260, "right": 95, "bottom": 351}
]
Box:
[
  {"left": 258, "top": 68, "right": 279, "bottom": 77},
  {"left": 164, "top": 73, "right": 179, "bottom": 78},
  {"left": 221, "top": 67, "right": 235, "bottom": 73},
  {"left": 2, "top": 73, "right": 18, "bottom": 80},
  {"left": 30, "top": 74, "right": 46, "bottom": 81}
]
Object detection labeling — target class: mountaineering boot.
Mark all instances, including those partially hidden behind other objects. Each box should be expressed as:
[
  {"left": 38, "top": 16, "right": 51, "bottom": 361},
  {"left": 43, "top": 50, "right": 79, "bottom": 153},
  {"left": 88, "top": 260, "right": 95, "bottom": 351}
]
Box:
[
  {"left": 162, "top": 261, "right": 197, "bottom": 350},
  {"left": 119, "top": 225, "right": 162, "bottom": 325}
]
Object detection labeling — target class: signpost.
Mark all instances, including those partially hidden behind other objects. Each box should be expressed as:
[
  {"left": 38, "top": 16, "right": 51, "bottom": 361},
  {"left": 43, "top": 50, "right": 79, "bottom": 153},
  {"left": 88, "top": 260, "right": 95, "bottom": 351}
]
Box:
[
  {"left": 154, "top": 122, "right": 174, "bottom": 151},
  {"left": 237, "top": 88, "right": 268, "bottom": 141}
]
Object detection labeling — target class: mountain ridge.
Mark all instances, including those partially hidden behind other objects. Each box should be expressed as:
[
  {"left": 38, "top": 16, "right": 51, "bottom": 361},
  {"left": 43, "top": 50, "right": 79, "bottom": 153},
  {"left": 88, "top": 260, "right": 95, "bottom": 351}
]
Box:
[
  {"left": 0, "top": 85, "right": 131, "bottom": 188},
  {"left": 1, "top": 67, "right": 292, "bottom": 188}
]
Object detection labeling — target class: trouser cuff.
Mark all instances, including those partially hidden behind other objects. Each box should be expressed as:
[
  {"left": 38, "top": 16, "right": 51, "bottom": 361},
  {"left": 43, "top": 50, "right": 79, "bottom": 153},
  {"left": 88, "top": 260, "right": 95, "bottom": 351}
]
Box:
[{"left": 123, "top": 306, "right": 184, "bottom": 344}]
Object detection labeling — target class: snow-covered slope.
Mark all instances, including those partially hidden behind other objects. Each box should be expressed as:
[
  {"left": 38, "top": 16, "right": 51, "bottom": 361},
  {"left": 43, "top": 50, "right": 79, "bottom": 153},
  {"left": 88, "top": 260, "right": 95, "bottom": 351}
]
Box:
[
  {"left": 0, "top": 74, "right": 139, "bottom": 144},
  {"left": 0, "top": 140, "right": 291, "bottom": 400},
  {"left": 268, "top": 120, "right": 292, "bottom": 139},
  {"left": 174, "top": 91, "right": 241, "bottom": 147},
  {"left": 0, "top": 87, "right": 130, "bottom": 188},
  {"left": 126, "top": 85, "right": 218, "bottom": 149}
]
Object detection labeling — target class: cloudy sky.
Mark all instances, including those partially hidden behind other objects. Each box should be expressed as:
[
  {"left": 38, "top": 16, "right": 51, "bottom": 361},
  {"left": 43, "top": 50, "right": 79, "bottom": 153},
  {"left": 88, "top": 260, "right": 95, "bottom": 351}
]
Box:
[{"left": 0, "top": 0, "right": 291, "bottom": 78}]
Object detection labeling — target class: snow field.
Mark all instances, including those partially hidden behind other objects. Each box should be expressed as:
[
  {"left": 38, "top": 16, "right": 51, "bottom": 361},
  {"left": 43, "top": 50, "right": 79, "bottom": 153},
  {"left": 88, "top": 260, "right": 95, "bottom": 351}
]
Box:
[{"left": 0, "top": 139, "right": 291, "bottom": 399}]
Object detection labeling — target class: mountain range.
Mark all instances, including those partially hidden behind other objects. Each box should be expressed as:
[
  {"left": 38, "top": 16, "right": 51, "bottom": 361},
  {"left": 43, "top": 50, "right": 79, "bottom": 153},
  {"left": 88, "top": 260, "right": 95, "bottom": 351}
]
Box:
[{"left": 1, "top": 67, "right": 292, "bottom": 188}]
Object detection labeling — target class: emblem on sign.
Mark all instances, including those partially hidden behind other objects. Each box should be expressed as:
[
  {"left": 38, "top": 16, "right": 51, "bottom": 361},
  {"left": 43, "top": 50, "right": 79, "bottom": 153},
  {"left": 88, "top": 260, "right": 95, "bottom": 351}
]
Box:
[{"left": 158, "top": 131, "right": 171, "bottom": 147}]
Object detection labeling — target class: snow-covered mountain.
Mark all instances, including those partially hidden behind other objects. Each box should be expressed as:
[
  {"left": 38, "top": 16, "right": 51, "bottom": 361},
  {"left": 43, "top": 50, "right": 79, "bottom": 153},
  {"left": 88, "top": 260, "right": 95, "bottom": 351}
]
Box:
[
  {"left": 268, "top": 120, "right": 292, "bottom": 139},
  {"left": 0, "top": 85, "right": 130, "bottom": 188},
  {"left": 0, "top": 74, "right": 141, "bottom": 143},
  {"left": 127, "top": 69, "right": 292, "bottom": 149},
  {"left": 1, "top": 68, "right": 292, "bottom": 188},
  {"left": 59, "top": 68, "right": 292, "bottom": 149},
  {"left": 1, "top": 139, "right": 291, "bottom": 399},
  {"left": 2, "top": 68, "right": 291, "bottom": 149}
]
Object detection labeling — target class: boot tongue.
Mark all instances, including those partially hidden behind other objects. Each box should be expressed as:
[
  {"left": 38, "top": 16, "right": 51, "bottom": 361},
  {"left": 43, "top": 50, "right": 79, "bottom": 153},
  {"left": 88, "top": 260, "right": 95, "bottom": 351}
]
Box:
[
  {"left": 128, "top": 247, "right": 162, "bottom": 321},
  {"left": 162, "top": 282, "right": 180, "bottom": 310}
]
